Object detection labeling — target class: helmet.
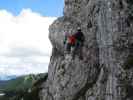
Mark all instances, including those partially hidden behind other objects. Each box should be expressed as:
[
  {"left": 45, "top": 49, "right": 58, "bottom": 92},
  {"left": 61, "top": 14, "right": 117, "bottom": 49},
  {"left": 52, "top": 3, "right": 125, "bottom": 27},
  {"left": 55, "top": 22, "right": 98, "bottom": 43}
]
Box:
[{"left": 77, "top": 27, "right": 81, "bottom": 31}]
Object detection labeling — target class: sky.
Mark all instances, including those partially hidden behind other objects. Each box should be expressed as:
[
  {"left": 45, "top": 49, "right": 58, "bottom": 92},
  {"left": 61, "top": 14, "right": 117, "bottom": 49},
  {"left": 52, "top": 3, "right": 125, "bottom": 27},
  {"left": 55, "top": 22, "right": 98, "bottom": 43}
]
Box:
[
  {"left": 0, "top": 0, "right": 64, "bottom": 17},
  {"left": 0, "top": 0, "right": 64, "bottom": 78}
]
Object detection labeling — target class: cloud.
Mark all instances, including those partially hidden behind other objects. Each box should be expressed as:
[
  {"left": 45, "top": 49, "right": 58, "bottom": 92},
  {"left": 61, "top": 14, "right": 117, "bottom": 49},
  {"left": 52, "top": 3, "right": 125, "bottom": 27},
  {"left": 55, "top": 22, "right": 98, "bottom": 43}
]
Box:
[
  {"left": 4, "top": 47, "right": 49, "bottom": 57},
  {"left": 0, "top": 9, "right": 56, "bottom": 55},
  {"left": 0, "top": 9, "right": 56, "bottom": 76}
]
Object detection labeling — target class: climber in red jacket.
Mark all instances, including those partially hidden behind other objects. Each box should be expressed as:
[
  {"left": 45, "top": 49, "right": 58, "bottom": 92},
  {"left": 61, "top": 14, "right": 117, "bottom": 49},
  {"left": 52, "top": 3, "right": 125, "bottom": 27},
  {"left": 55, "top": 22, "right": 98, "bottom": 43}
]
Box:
[
  {"left": 64, "top": 32, "right": 76, "bottom": 54},
  {"left": 64, "top": 28, "right": 85, "bottom": 59}
]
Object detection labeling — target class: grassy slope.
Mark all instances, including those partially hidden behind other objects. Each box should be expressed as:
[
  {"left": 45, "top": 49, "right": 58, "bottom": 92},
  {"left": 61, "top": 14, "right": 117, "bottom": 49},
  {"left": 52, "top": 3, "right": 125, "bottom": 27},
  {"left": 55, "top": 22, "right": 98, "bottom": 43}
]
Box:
[
  {"left": 0, "top": 73, "right": 47, "bottom": 92},
  {"left": 0, "top": 73, "right": 48, "bottom": 100}
]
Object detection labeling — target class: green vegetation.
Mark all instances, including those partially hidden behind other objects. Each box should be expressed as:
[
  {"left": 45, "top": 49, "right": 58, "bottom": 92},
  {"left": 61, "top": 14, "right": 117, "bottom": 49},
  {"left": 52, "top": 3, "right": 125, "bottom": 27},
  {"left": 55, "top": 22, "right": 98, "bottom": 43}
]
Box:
[{"left": 0, "top": 73, "right": 48, "bottom": 100}]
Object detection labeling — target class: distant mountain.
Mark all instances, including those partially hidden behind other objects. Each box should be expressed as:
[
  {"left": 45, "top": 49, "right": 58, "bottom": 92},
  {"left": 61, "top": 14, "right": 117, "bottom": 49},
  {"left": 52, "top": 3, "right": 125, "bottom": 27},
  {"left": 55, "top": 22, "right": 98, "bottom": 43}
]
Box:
[
  {"left": 0, "top": 75, "right": 17, "bottom": 81},
  {"left": 0, "top": 81, "right": 7, "bottom": 88}
]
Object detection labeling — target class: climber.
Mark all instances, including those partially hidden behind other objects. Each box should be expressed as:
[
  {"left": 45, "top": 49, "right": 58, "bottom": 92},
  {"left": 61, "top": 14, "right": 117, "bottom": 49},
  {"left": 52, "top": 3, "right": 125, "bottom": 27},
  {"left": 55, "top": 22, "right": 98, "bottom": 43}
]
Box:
[
  {"left": 68, "top": 34, "right": 76, "bottom": 54},
  {"left": 64, "top": 32, "right": 76, "bottom": 54},
  {"left": 64, "top": 32, "right": 70, "bottom": 54},
  {"left": 64, "top": 32, "right": 69, "bottom": 45},
  {"left": 73, "top": 27, "right": 85, "bottom": 59}
]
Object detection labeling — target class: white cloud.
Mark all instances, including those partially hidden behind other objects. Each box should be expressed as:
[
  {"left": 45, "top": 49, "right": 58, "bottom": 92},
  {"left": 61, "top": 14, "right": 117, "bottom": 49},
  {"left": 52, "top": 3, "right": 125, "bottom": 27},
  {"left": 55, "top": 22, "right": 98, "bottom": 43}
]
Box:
[{"left": 0, "top": 9, "right": 56, "bottom": 76}]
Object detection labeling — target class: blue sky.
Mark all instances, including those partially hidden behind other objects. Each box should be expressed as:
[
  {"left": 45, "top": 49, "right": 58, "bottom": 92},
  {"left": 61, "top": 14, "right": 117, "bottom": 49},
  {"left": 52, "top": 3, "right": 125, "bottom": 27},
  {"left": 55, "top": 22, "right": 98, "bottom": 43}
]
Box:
[
  {"left": 0, "top": 0, "right": 64, "bottom": 16},
  {"left": 0, "top": 0, "right": 64, "bottom": 79}
]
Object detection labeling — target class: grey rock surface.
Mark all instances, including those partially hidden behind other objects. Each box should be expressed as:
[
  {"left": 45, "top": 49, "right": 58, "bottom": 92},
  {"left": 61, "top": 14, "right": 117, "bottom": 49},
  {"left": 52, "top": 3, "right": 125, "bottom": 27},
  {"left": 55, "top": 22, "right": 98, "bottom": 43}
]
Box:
[{"left": 40, "top": 0, "right": 133, "bottom": 100}]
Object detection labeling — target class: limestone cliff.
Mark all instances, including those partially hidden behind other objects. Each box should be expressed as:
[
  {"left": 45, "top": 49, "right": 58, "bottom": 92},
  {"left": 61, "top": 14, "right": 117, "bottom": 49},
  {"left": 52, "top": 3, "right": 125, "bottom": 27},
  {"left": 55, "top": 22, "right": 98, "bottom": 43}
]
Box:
[{"left": 40, "top": 0, "right": 133, "bottom": 100}]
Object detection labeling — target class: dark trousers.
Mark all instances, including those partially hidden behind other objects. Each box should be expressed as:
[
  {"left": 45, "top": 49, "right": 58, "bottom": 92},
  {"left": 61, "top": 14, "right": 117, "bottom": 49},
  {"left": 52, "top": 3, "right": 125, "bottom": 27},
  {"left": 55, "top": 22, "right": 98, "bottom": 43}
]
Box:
[
  {"left": 74, "top": 41, "right": 83, "bottom": 59},
  {"left": 65, "top": 41, "right": 83, "bottom": 59},
  {"left": 65, "top": 43, "right": 75, "bottom": 54}
]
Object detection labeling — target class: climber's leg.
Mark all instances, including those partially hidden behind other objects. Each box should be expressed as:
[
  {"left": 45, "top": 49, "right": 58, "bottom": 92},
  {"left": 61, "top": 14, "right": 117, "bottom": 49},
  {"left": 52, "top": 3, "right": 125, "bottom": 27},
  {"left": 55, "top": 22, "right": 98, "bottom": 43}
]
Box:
[
  {"left": 78, "top": 42, "right": 83, "bottom": 60},
  {"left": 71, "top": 45, "right": 75, "bottom": 59},
  {"left": 66, "top": 43, "right": 71, "bottom": 54},
  {"left": 79, "top": 46, "right": 83, "bottom": 60},
  {"left": 64, "top": 43, "right": 67, "bottom": 54}
]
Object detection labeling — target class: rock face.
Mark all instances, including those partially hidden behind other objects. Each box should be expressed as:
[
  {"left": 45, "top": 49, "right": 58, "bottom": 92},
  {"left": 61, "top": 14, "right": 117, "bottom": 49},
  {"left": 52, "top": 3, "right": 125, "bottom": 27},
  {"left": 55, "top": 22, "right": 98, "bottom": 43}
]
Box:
[{"left": 40, "top": 0, "right": 133, "bottom": 100}]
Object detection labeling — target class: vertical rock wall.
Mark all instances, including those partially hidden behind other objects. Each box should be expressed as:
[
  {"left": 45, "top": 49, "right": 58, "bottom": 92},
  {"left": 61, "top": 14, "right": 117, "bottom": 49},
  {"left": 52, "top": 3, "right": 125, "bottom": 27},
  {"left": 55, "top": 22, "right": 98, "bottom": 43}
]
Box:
[{"left": 40, "top": 0, "right": 133, "bottom": 100}]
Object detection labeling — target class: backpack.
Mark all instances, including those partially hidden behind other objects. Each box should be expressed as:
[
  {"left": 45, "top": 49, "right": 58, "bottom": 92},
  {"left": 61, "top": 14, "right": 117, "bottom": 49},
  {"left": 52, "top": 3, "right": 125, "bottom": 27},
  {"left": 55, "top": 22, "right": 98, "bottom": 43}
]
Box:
[
  {"left": 74, "top": 31, "right": 85, "bottom": 43},
  {"left": 68, "top": 35, "right": 76, "bottom": 45}
]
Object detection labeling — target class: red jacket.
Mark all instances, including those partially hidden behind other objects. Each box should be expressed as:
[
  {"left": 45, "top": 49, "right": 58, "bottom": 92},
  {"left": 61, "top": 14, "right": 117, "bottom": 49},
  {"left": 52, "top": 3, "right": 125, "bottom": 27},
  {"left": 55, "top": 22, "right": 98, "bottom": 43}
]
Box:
[{"left": 68, "top": 35, "right": 76, "bottom": 45}]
